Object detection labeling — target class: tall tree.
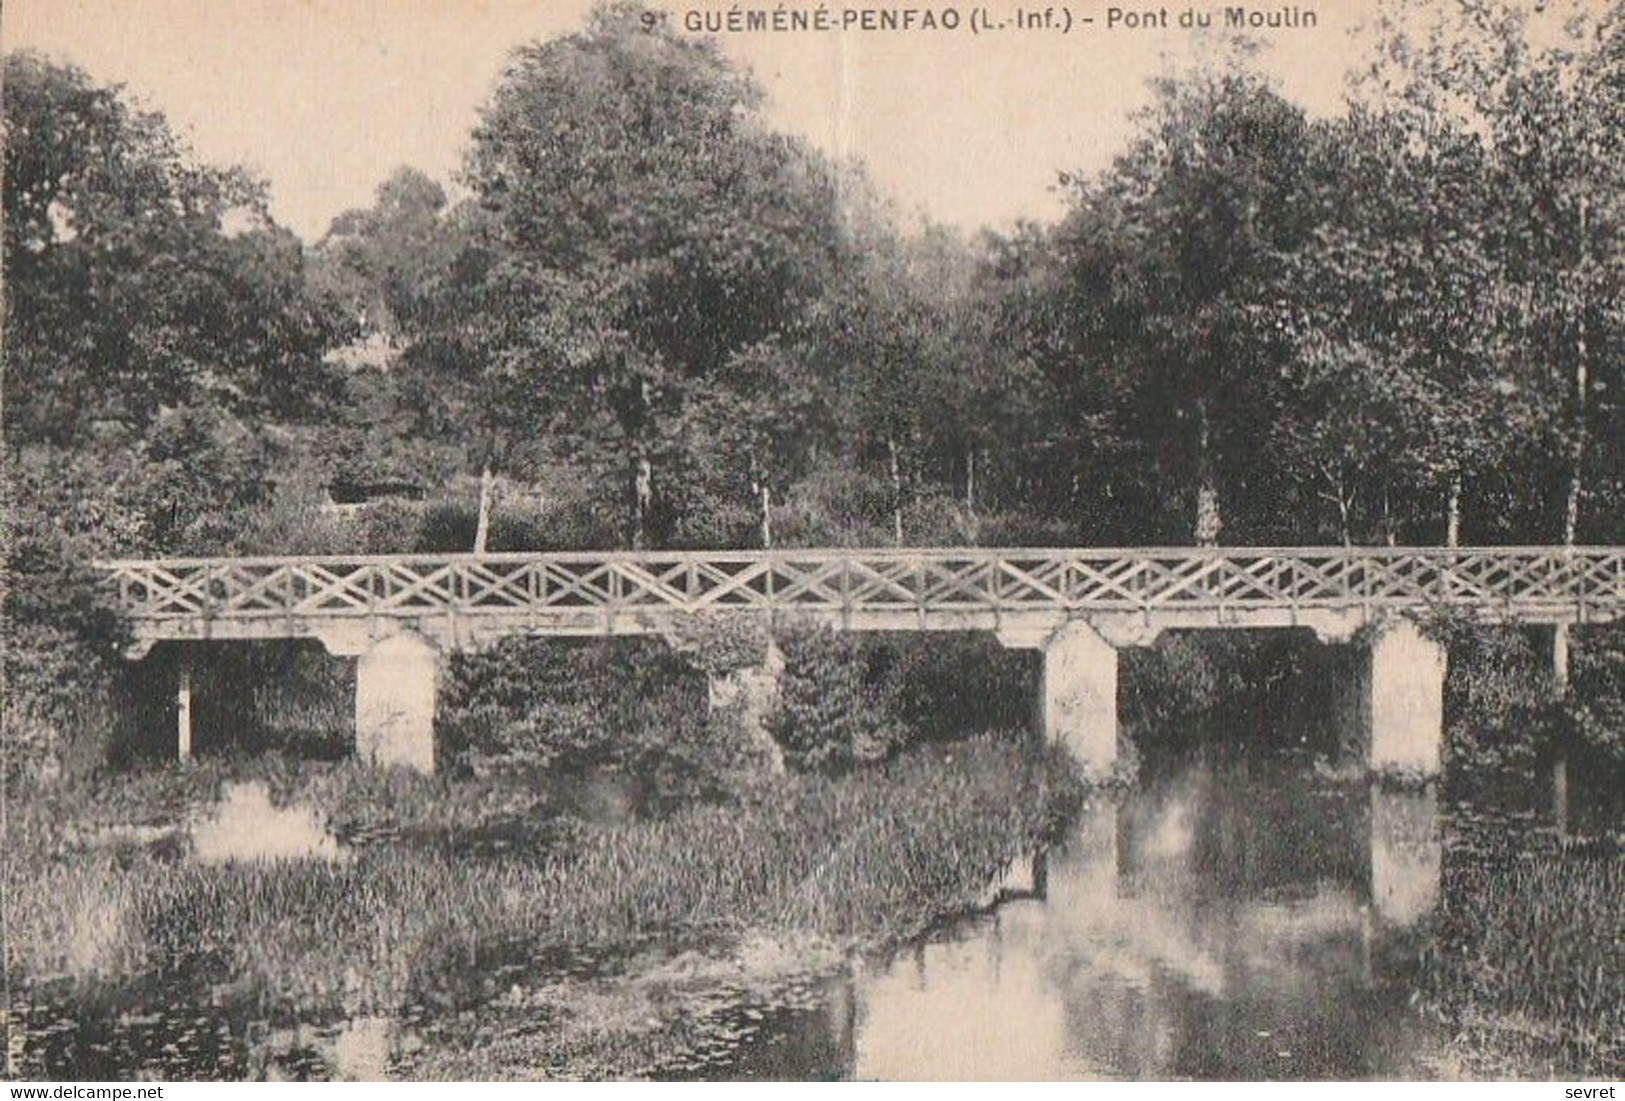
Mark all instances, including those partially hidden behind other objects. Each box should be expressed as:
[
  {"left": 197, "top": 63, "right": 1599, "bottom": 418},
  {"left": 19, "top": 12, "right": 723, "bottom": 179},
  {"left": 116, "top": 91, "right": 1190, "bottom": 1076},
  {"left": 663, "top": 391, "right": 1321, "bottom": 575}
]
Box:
[
  {"left": 309, "top": 166, "right": 463, "bottom": 345},
  {"left": 3, "top": 53, "right": 341, "bottom": 451},
  {"left": 1043, "top": 73, "right": 1320, "bottom": 544},
  {"left": 1355, "top": 0, "right": 1622, "bottom": 544},
  {"left": 1274, "top": 107, "right": 1522, "bottom": 546},
  {"left": 427, "top": 1, "right": 851, "bottom": 548}
]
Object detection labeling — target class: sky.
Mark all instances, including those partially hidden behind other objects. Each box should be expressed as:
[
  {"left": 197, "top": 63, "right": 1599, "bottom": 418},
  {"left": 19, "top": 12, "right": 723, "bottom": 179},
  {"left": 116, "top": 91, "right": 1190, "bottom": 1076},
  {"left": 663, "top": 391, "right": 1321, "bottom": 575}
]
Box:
[{"left": 6, "top": 0, "right": 1373, "bottom": 242}]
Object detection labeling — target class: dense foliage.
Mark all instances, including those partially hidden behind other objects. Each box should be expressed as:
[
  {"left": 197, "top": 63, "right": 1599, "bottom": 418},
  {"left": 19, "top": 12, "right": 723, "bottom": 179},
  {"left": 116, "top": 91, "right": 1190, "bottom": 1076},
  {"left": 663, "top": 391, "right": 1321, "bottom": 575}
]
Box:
[{"left": 765, "top": 622, "right": 910, "bottom": 773}]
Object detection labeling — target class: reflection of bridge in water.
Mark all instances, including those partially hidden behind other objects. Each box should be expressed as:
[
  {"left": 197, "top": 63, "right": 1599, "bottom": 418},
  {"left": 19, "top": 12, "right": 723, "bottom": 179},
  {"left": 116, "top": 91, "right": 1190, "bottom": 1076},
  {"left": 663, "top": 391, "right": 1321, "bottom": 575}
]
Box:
[
  {"left": 703, "top": 765, "right": 1450, "bottom": 1080},
  {"left": 849, "top": 782, "right": 1447, "bottom": 1080},
  {"left": 102, "top": 546, "right": 1625, "bottom": 773}
]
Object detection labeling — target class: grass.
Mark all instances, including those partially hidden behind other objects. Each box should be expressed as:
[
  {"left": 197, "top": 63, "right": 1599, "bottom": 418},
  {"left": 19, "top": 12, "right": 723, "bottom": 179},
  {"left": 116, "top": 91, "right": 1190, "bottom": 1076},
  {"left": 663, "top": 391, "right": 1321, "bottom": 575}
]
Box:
[
  {"left": 1422, "top": 838, "right": 1623, "bottom": 1077},
  {"left": 4, "top": 738, "right": 1079, "bottom": 1038}
]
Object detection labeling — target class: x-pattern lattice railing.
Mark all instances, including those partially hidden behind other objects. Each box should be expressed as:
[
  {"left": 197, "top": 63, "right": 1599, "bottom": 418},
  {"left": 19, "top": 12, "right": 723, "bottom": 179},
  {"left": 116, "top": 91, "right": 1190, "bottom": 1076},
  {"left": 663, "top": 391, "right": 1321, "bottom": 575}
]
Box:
[{"left": 100, "top": 547, "right": 1625, "bottom": 632}]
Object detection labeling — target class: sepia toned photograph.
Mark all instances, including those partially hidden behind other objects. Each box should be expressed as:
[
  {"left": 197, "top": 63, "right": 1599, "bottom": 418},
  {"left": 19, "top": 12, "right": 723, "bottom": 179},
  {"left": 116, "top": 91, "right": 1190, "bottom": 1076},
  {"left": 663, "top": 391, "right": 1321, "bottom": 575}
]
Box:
[{"left": 1, "top": 0, "right": 1620, "bottom": 1083}]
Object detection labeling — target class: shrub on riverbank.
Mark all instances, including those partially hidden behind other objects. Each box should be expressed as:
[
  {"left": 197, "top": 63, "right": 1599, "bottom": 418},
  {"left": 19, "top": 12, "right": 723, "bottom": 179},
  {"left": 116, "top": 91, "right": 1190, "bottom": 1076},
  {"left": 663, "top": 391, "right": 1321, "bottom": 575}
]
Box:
[
  {"left": 1433, "top": 618, "right": 1563, "bottom": 782},
  {"left": 1122, "top": 631, "right": 1334, "bottom": 760},
  {"left": 766, "top": 622, "right": 910, "bottom": 772},
  {"left": 886, "top": 633, "right": 1036, "bottom": 737},
  {"left": 1433, "top": 618, "right": 1624, "bottom": 813},
  {"left": 1568, "top": 624, "right": 1625, "bottom": 770},
  {"left": 437, "top": 635, "right": 785, "bottom": 805},
  {"left": 438, "top": 622, "right": 1037, "bottom": 785}
]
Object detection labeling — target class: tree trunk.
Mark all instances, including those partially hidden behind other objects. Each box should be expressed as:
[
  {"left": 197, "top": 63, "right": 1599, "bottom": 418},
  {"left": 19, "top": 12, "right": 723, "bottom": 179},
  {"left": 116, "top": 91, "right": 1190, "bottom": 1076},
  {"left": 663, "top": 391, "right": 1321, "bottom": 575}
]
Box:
[
  {"left": 747, "top": 450, "right": 773, "bottom": 550},
  {"left": 1445, "top": 475, "right": 1462, "bottom": 548},
  {"left": 1318, "top": 463, "right": 1353, "bottom": 546},
  {"left": 1564, "top": 458, "right": 1584, "bottom": 547},
  {"left": 629, "top": 379, "right": 654, "bottom": 551},
  {"left": 964, "top": 444, "right": 977, "bottom": 515},
  {"left": 473, "top": 464, "right": 495, "bottom": 554},
  {"left": 1193, "top": 401, "right": 1222, "bottom": 546},
  {"left": 888, "top": 436, "right": 904, "bottom": 546},
  {"left": 1551, "top": 751, "right": 1569, "bottom": 837},
  {"left": 1195, "top": 485, "right": 1221, "bottom": 546},
  {"left": 632, "top": 454, "right": 652, "bottom": 550},
  {"left": 1381, "top": 484, "right": 1396, "bottom": 547},
  {"left": 1565, "top": 195, "right": 1590, "bottom": 548}
]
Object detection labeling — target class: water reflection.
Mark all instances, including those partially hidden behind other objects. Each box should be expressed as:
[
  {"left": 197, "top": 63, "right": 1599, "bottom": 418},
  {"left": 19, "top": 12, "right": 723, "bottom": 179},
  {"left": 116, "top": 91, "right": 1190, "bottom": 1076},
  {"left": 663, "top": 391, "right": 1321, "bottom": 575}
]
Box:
[
  {"left": 1369, "top": 786, "right": 1440, "bottom": 928},
  {"left": 12, "top": 990, "right": 410, "bottom": 1082},
  {"left": 824, "top": 758, "right": 1446, "bottom": 1080},
  {"left": 191, "top": 782, "right": 346, "bottom": 864}
]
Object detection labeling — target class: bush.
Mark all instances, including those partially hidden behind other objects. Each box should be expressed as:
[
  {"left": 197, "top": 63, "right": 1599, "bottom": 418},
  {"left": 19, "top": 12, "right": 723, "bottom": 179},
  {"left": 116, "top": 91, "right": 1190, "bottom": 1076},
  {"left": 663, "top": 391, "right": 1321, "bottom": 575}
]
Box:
[
  {"left": 772, "top": 469, "right": 894, "bottom": 547},
  {"left": 1421, "top": 612, "right": 1564, "bottom": 785},
  {"left": 663, "top": 483, "right": 758, "bottom": 550},
  {"left": 440, "top": 638, "right": 617, "bottom": 773},
  {"left": 1, "top": 621, "right": 122, "bottom": 784},
  {"left": 666, "top": 614, "right": 772, "bottom": 676},
  {"left": 229, "top": 474, "right": 365, "bottom": 555},
  {"left": 898, "top": 489, "right": 981, "bottom": 546},
  {"left": 437, "top": 637, "right": 760, "bottom": 803},
  {"left": 233, "top": 644, "right": 354, "bottom": 759},
  {"left": 3, "top": 458, "right": 134, "bottom": 781},
  {"left": 415, "top": 499, "right": 480, "bottom": 552},
  {"left": 406, "top": 480, "right": 625, "bottom": 553},
  {"left": 1569, "top": 623, "right": 1625, "bottom": 763},
  {"left": 359, "top": 497, "right": 427, "bottom": 553},
  {"left": 1121, "top": 631, "right": 1262, "bottom": 736},
  {"left": 767, "top": 621, "right": 910, "bottom": 773},
  {"left": 972, "top": 508, "right": 1077, "bottom": 547},
  {"left": 885, "top": 633, "right": 1035, "bottom": 737}
]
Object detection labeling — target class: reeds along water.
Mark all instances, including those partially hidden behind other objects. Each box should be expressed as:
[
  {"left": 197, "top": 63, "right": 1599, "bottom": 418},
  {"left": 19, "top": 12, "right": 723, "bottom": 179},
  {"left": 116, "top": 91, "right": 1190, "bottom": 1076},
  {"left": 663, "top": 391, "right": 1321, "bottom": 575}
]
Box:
[{"left": 3, "top": 737, "right": 1067, "bottom": 1080}]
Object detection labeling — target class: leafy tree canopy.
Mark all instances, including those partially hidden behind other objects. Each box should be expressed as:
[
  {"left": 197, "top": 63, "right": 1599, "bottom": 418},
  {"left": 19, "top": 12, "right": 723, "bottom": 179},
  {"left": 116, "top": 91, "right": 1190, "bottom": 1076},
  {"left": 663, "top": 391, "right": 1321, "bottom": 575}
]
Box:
[{"left": 4, "top": 53, "right": 346, "bottom": 452}]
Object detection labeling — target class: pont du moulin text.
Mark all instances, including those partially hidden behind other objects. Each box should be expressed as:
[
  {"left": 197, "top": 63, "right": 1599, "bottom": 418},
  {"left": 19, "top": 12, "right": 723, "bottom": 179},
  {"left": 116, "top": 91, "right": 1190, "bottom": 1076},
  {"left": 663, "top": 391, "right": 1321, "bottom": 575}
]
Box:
[{"left": 1107, "top": 5, "right": 1318, "bottom": 30}]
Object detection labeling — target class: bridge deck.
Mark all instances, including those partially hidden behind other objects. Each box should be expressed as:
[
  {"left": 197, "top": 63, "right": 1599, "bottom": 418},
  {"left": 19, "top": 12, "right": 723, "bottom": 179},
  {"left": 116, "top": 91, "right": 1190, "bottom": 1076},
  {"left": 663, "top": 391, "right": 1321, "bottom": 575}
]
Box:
[{"left": 101, "top": 546, "right": 1625, "bottom": 650}]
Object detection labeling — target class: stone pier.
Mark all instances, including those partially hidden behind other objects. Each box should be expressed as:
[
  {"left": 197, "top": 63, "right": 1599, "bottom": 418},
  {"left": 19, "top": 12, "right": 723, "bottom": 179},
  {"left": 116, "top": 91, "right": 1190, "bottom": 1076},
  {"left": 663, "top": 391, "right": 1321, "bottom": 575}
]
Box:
[
  {"left": 352, "top": 632, "right": 439, "bottom": 773},
  {"left": 1000, "top": 619, "right": 1121, "bottom": 776},
  {"left": 1043, "top": 621, "right": 1120, "bottom": 775},
  {"left": 1546, "top": 623, "right": 1572, "bottom": 833},
  {"left": 174, "top": 659, "right": 194, "bottom": 763},
  {"left": 1364, "top": 621, "right": 1447, "bottom": 777}
]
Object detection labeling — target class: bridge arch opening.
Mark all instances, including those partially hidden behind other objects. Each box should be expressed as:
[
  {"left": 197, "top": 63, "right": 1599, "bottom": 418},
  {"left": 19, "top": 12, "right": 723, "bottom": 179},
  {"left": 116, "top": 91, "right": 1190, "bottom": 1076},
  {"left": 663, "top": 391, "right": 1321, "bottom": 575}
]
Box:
[
  {"left": 1122, "top": 627, "right": 1353, "bottom": 771},
  {"left": 117, "top": 640, "right": 354, "bottom": 766}
]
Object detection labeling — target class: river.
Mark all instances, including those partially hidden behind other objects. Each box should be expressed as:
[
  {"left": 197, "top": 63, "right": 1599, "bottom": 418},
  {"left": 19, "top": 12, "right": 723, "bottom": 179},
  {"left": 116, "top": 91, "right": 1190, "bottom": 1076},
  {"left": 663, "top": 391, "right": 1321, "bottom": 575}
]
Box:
[
  {"left": 14, "top": 745, "right": 1606, "bottom": 1080},
  {"left": 665, "top": 752, "right": 1454, "bottom": 1080}
]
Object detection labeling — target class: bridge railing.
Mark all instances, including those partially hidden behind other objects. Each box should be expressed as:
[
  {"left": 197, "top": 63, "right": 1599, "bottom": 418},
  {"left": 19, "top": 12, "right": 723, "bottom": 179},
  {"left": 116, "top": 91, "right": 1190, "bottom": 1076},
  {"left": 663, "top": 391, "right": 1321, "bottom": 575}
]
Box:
[{"left": 99, "top": 546, "right": 1625, "bottom": 625}]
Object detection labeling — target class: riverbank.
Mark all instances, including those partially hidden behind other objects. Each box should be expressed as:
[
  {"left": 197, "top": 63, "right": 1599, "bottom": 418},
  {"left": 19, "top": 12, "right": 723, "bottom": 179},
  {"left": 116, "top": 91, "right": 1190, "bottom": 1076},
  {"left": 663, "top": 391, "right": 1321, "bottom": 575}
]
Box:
[
  {"left": 1416, "top": 621, "right": 1625, "bottom": 1078},
  {"left": 1418, "top": 813, "right": 1623, "bottom": 1078},
  {"left": 3, "top": 735, "right": 1082, "bottom": 1079}
]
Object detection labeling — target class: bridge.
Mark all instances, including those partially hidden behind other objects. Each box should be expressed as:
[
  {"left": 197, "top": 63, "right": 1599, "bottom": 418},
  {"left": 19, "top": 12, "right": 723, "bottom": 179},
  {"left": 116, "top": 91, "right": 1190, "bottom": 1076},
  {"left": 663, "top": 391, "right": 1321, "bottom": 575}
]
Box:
[{"left": 102, "top": 546, "right": 1625, "bottom": 775}]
